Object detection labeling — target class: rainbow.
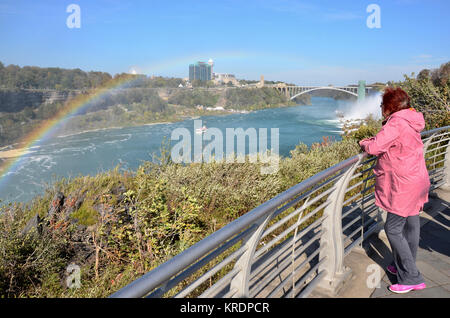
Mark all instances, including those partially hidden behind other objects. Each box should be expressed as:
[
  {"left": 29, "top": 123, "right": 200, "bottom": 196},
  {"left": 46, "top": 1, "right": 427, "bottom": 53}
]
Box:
[
  {"left": 0, "top": 74, "right": 142, "bottom": 189},
  {"left": 0, "top": 51, "right": 252, "bottom": 194}
]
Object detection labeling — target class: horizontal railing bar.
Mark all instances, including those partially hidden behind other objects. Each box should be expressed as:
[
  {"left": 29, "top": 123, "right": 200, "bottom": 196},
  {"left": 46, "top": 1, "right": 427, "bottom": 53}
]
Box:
[
  {"left": 147, "top": 224, "right": 255, "bottom": 297},
  {"left": 428, "top": 165, "right": 445, "bottom": 172},
  {"left": 362, "top": 221, "right": 381, "bottom": 240},
  {"left": 421, "top": 126, "right": 450, "bottom": 138},
  {"left": 343, "top": 191, "right": 363, "bottom": 207},
  {"left": 427, "top": 159, "right": 446, "bottom": 168},
  {"left": 426, "top": 154, "right": 447, "bottom": 162},
  {"left": 360, "top": 155, "right": 377, "bottom": 166},
  {"left": 361, "top": 183, "right": 375, "bottom": 193},
  {"left": 345, "top": 180, "right": 364, "bottom": 194},
  {"left": 198, "top": 267, "right": 240, "bottom": 298},
  {"left": 362, "top": 215, "right": 379, "bottom": 232},
  {"left": 344, "top": 235, "right": 363, "bottom": 256},
  {"left": 343, "top": 225, "right": 363, "bottom": 245},
  {"left": 174, "top": 245, "right": 248, "bottom": 298},
  {"left": 296, "top": 269, "right": 327, "bottom": 298},
  {"left": 261, "top": 187, "right": 334, "bottom": 240},
  {"left": 427, "top": 137, "right": 450, "bottom": 146},
  {"left": 222, "top": 288, "right": 238, "bottom": 298},
  {"left": 267, "top": 169, "right": 345, "bottom": 224},
  {"left": 349, "top": 171, "right": 364, "bottom": 181},
  {"left": 426, "top": 132, "right": 449, "bottom": 141},
  {"left": 249, "top": 228, "right": 323, "bottom": 297},
  {"left": 426, "top": 150, "right": 448, "bottom": 160},
  {"left": 350, "top": 166, "right": 376, "bottom": 182},
  {"left": 342, "top": 203, "right": 361, "bottom": 219},
  {"left": 344, "top": 220, "right": 381, "bottom": 256},
  {"left": 250, "top": 217, "right": 325, "bottom": 284},
  {"left": 430, "top": 173, "right": 445, "bottom": 182},
  {"left": 344, "top": 192, "right": 377, "bottom": 214},
  {"left": 430, "top": 169, "right": 445, "bottom": 178},
  {"left": 351, "top": 163, "right": 376, "bottom": 180},
  {"left": 343, "top": 214, "right": 379, "bottom": 247},
  {"left": 427, "top": 166, "right": 445, "bottom": 176},
  {"left": 111, "top": 220, "right": 260, "bottom": 298},
  {"left": 430, "top": 179, "right": 445, "bottom": 190},
  {"left": 363, "top": 173, "right": 376, "bottom": 183},
  {"left": 287, "top": 253, "right": 327, "bottom": 298},
  {"left": 363, "top": 205, "right": 381, "bottom": 218},
  {"left": 256, "top": 200, "right": 330, "bottom": 258},
  {"left": 268, "top": 245, "right": 326, "bottom": 298},
  {"left": 342, "top": 214, "right": 362, "bottom": 233},
  {"left": 341, "top": 194, "right": 376, "bottom": 219}
]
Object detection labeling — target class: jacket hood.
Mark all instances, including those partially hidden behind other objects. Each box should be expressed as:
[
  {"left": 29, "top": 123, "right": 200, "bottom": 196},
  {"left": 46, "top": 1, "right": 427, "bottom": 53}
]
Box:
[{"left": 390, "top": 108, "right": 425, "bottom": 132}]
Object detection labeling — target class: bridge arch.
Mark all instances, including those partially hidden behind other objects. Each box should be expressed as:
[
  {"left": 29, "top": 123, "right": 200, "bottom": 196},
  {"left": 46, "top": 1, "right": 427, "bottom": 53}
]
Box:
[{"left": 289, "top": 87, "right": 358, "bottom": 100}]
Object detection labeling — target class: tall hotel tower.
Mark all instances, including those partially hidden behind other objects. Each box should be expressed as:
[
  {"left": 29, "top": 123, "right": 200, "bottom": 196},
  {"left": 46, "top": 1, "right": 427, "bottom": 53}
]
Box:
[{"left": 189, "top": 60, "right": 213, "bottom": 82}]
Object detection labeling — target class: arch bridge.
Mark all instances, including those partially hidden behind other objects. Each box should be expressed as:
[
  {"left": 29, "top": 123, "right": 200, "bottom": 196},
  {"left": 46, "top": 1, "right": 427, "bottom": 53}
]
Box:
[{"left": 268, "top": 81, "right": 372, "bottom": 102}]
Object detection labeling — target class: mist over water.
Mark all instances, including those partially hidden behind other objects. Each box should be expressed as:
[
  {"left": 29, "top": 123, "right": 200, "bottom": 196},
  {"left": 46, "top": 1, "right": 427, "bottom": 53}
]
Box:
[{"left": 341, "top": 92, "right": 383, "bottom": 121}]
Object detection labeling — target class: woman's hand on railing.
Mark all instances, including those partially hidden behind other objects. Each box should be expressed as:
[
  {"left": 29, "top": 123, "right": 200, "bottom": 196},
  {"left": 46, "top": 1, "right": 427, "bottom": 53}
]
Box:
[{"left": 359, "top": 138, "right": 370, "bottom": 152}]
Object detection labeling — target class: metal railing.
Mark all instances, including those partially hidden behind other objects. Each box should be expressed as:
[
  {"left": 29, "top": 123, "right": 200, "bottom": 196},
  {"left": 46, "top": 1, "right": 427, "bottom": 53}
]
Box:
[{"left": 110, "top": 125, "right": 450, "bottom": 298}]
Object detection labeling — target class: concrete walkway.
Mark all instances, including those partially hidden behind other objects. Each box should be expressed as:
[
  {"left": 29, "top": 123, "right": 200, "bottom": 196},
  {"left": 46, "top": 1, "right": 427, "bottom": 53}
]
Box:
[{"left": 327, "top": 188, "right": 450, "bottom": 298}]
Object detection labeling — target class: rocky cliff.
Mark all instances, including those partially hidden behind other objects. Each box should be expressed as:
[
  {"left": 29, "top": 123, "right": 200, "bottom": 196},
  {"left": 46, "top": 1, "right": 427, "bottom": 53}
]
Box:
[{"left": 0, "top": 89, "right": 84, "bottom": 113}]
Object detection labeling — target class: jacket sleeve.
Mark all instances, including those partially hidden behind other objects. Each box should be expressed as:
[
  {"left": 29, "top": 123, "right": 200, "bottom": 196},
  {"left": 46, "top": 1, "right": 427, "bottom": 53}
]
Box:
[{"left": 359, "top": 117, "right": 404, "bottom": 156}]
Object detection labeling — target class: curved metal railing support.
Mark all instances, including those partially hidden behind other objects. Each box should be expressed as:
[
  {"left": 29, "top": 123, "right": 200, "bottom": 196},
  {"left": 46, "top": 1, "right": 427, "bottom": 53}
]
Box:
[
  {"left": 442, "top": 135, "right": 450, "bottom": 190},
  {"left": 316, "top": 153, "right": 365, "bottom": 295},
  {"left": 230, "top": 209, "right": 277, "bottom": 297}
]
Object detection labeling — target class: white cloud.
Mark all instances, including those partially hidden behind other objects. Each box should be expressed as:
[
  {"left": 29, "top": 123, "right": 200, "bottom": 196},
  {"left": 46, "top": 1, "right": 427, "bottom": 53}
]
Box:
[
  {"left": 411, "top": 54, "right": 448, "bottom": 65},
  {"left": 415, "top": 54, "right": 433, "bottom": 59}
]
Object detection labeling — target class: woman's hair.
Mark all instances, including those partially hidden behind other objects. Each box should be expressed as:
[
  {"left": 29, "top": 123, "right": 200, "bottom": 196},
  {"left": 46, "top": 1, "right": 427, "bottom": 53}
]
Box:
[{"left": 382, "top": 87, "right": 411, "bottom": 117}]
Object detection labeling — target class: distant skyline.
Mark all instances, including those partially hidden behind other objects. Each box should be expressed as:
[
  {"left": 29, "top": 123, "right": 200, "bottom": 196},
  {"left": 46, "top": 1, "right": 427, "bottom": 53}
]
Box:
[{"left": 0, "top": 0, "right": 449, "bottom": 86}]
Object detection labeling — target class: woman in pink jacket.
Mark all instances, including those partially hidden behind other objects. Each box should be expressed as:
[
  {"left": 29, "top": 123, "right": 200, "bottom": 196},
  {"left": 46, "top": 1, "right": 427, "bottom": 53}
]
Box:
[{"left": 359, "top": 87, "right": 429, "bottom": 294}]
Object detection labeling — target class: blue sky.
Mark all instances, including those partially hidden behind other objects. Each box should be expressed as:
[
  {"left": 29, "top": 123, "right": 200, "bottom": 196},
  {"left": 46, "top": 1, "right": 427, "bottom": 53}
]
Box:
[{"left": 0, "top": 0, "right": 449, "bottom": 85}]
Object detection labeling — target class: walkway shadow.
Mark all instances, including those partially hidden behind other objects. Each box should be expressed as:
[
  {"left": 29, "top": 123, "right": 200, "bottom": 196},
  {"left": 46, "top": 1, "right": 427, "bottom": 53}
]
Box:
[
  {"left": 419, "top": 197, "right": 450, "bottom": 257},
  {"left": 362, "top": 194, "right": 450, "bottom": 286},
  {"left": 363, "top": 234, "right": 397, "bottom": 284}
]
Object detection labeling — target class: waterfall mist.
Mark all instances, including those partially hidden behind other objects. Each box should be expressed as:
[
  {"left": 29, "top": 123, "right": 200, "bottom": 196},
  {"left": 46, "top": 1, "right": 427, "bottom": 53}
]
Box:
[{"left": 341, "top": 92, "right": 383, "bottom": 121}]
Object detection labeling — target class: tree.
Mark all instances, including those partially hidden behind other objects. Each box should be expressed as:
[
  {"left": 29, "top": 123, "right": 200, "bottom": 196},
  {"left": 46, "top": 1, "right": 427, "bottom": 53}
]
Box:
[
  {"left": 431, "top": 62, "right": 450, "bottom": 87},
  {"left": 0, "top": 61, "right": 115, "bottom": 89},
  {"left": 398, "top": 63, "right": 449, "bottom": 129},
  {"left": 417, "top": 69, "right": 431, "bottom": 81}
]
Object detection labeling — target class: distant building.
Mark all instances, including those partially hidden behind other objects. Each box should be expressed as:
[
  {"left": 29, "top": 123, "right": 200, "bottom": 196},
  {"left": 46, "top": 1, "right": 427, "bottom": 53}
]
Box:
[
  {"left": 208, "top": 58, "right": 214, "bottom": 79},
  {"left": 214, "top": 73, "right": 239, "bottom": 86},
  {"left": 189, "top": 62, "right": 212, "bottom": 82},
  {"left": 257, "top": 75, "right": 265, "bottom": 88}
]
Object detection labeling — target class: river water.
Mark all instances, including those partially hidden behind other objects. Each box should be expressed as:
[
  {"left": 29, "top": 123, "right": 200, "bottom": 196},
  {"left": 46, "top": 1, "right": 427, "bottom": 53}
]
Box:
[{"left": 1, "top": 97, "right": 357, "bottom": 204}]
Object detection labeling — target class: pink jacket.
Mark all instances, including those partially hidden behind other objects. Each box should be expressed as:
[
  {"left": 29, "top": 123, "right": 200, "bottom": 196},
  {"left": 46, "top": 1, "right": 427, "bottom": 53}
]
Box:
[{"left": 359, "top": 108, "right": 430, "bottom": 217}]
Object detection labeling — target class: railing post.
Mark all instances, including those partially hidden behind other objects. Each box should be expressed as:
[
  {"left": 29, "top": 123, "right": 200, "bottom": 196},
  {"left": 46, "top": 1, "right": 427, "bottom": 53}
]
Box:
[
  {"left": 423, "top": 132, "right": 436, "bottom": 154},
  {"left": 230, "top": 211, "right": 275, "bottom": 297},
  {"left": 441, "top": 133, "right": 450, "bottom": 190},
  {"left": 316, "top": 155, "right": 363, "bottom": 296}
]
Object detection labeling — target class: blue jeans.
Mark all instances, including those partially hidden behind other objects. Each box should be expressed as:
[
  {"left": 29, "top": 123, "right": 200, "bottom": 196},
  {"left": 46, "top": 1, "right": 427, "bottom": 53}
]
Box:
[{"left": 384, "top": 212, "right": 425, "bottom": 285}]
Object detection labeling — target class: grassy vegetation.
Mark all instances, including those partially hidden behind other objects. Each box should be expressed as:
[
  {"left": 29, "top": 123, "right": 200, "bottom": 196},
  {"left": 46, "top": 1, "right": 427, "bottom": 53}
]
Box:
[{"left": 224, "top": 87, "right": 304, "bottom": 110}]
